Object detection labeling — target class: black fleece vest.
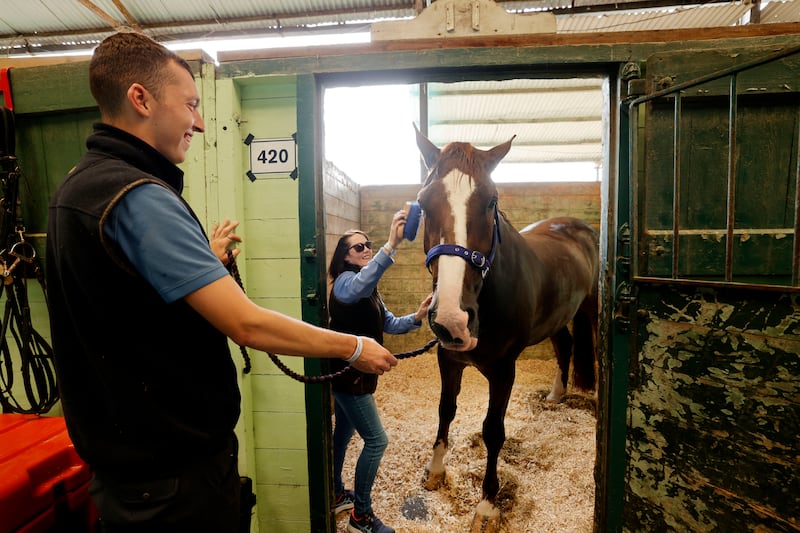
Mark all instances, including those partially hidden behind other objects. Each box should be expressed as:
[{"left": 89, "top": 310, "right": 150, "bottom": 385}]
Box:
[
  {"left": 46, "top": 124, "right": 240, "bottom": 481},
  {"left": 328, "top": 287, "right": 385, "bottom": 395}
]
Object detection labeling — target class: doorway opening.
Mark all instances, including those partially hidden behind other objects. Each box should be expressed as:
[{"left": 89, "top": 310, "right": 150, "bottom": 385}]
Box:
[{"left": 320, "top": 74, "right": 609, "bottom": 533}]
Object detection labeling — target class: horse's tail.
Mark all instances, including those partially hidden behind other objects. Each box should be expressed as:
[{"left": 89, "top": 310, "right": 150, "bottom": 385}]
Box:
[{"left": 571, "top": 300, "right": 597, "bottom": 391}]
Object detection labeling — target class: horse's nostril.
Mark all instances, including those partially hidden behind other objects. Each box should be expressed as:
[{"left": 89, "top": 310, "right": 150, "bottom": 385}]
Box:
[
  {"left": 466, "top": 308, "right": 476, "bottom": 324},
  {"left": 430, "top": 321, "right": 454, "bottom": 344}
]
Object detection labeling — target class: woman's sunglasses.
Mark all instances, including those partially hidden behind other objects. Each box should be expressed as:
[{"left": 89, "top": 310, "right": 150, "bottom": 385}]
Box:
[{"left": 348, "top": 241, "right": 373, "bottom": 253}]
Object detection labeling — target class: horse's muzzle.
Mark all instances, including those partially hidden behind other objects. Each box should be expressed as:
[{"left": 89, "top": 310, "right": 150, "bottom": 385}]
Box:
[{"left": 429, "top": 308, "right": 478, "bottom": 351}]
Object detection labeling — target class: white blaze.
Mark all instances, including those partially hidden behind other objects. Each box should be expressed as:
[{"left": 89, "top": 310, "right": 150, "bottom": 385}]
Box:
[{"left": 433, "top": 170, "right": 476, "bottom": 349}]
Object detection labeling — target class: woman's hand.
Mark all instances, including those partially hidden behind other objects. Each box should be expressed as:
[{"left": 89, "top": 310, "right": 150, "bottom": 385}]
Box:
[
  {"left": 387, "top": 209, "right": 407, "bottom": 250},
  {"left": 210, "top": 219, "right": 242, "bottom": 265},
  {"left": 414, "top": 293, "right": 434, "bottom": 323}
]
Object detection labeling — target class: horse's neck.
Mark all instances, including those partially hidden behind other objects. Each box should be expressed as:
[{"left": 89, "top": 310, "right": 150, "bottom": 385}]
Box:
[
  {"left": 483, "top": 219, "right": 543, "bottom": 297},
  {"left": 495, "top": 218, "right": 543, "bottom": 273}
]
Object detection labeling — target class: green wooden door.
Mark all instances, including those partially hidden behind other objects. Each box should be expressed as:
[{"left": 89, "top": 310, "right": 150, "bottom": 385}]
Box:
[
  {"left": 614, "top": 44, "right": 800, "bottom": 531},
  {"left": 296, "top": 74, "right": 335, "bottom": 533}
]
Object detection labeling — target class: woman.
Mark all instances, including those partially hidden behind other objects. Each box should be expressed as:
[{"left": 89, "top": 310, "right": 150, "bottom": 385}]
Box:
[{"left": 327, "top": 209, "right": 432, "bottom": 533}]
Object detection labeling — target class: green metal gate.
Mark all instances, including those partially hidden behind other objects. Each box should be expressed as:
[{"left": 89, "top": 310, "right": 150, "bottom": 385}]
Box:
[{"left": 613, "top": 44, "right": 800, "bottom": 531}]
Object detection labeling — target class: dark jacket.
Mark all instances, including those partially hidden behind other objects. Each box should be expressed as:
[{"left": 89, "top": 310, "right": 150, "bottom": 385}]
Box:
[
  {"left": 328, "top": 288, "right": 386, "bottom": 395},
  {"left": 46, "top": 123, "right": 240, "bottom": 481}
]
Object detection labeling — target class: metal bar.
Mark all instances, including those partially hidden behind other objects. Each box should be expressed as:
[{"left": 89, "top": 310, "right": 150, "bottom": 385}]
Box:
[
  {"left": 630, "top": 102, "right": 641, "bottom": 280},
  {"left": 794, "top": 102, "right": 800, "bottom": 287},
  {"left": 647, "top": 228, "right": 793, "bottom": 236},
  {"left": 629, "top": 45, "right": 800, "bottom": 288},
  {"left": 672, "top": 93, "right": 681, "bottom": 279},
  {"left": 725, "top": 74, "right": 738, "bottom": 282},
  {"left": 632, "top": 275, "right": 800, "bottom": 293},
  {"left": 630, "top": 44, "right": 800, "bottom": 107},
  {"left": 419, "top": 81, "right": 429, "bottom": 183}
]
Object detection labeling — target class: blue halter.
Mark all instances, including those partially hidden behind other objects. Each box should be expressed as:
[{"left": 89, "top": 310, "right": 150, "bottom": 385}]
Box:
[{"left": 425, "top": 205, "right": 501, "bottom": 279}]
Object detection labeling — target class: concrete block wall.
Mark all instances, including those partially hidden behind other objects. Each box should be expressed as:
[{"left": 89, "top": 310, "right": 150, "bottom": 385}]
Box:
[{"left": 323, "top": 160, "right": 360, "bottom": 301}]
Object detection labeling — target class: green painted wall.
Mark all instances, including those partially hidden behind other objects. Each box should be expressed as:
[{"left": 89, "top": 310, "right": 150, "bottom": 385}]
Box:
[{"left": 226, "top": 75, "right": 312, "bottom": 533}]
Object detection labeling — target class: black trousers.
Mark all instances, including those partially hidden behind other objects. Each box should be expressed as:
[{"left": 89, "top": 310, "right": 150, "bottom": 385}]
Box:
[{"left": 89, "top": 437, "right": 241, "bottom": 533}]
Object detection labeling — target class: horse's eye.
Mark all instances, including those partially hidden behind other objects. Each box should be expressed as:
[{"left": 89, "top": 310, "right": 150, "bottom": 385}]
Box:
[{"left": 488, "top": 197, "right": 498, "bottom": 211}]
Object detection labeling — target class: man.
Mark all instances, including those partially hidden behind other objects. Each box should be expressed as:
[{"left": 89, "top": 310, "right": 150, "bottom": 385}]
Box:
[{"left": 45, "top": 31, "right": 396, "bottom": 532}]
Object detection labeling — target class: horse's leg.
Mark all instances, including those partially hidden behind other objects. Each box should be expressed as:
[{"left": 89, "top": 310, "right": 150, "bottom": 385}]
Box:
[
  {"left": 571, "top": 299, "right": 597, "bottom": 391},
  {"left": 470, "top": 360, "right": 516, "bottom": 533},
  {"left": 424, "top": 350, "right": 465, "bottom": 491},
  {"left": 547, "top": 325, "right": 573, "bottom": 402}
]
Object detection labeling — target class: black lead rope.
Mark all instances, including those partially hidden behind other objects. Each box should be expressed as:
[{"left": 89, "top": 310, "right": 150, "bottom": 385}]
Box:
[
  {"left": 224, "top": 250, "right": 252, "bottom": 374},
  {"left": 224, "top": 250, "right": 437, "bottom": 384}
]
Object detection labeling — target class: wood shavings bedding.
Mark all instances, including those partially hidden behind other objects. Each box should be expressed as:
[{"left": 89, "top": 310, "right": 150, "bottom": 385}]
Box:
[{"left": 335, "top": 350, "right": 596, "bottom": 532}]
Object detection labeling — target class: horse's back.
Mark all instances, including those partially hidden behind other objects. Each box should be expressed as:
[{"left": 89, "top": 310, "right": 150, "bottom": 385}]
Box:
[
  {"left": 520, "top": 216, "right": 596, "bottom": 242},
  {"left": 516, "top": 216, "right": 599, "bottom": 327},
  {"left": 520, "top": 216, "right": 599, "bottom": 274}
]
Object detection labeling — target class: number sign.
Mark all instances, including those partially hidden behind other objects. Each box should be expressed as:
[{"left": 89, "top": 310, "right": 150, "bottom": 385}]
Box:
[{"left": 249, "top": 138, "right": 296, "bottom": 175}]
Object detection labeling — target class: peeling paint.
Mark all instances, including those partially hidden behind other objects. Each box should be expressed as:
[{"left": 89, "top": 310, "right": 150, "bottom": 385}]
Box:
[{"left": 624, "top": 285, "right": 800, "bottom": 531}]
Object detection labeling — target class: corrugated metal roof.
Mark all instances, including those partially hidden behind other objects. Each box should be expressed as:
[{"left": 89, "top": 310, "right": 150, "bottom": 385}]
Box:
[
  {"left": 424, "top": 78, "right": 605, "bottom": 165},
  {"left": 2, "top": 1, "right": 794, "bottom": 55},
  {"left": 2, "top": 0, "right": 798, "bottom": 172},
  {"left": 558, "top": 3, "right": 751, "bottom": 33},
  {"left": 761, "top": 0, "right": 800, "bottom": 22}
]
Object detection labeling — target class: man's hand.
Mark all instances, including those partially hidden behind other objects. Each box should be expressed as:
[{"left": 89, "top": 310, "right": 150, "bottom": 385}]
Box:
[
  {"left": 349, "top": 337, "right": 398, "bottom": 375},
  {"left": 210, "top": 219, "right": 242, "bottom": 264}
]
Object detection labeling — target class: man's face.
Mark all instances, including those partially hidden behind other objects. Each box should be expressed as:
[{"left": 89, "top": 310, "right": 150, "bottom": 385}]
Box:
[{"left": 148, "top": 60, "right": 204, "bottom": 165}]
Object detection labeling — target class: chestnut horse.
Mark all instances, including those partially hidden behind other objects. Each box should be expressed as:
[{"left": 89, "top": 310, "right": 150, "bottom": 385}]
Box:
[{"left": 413, "top": 126, "right": 599, "bottom": 531}]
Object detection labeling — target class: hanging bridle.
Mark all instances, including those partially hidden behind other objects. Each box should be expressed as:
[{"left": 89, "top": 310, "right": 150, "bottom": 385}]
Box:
[{"left": 225, "top": 250, "right": 436, "bottom": 384}]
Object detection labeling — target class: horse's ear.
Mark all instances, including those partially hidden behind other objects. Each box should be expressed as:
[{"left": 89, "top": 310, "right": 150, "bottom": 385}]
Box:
[
  {"left": 485, "top": 135, "right": 516, "bottom": 172},
  {"left": 414, "top": 123, "right": 440, "bottom": 169}
]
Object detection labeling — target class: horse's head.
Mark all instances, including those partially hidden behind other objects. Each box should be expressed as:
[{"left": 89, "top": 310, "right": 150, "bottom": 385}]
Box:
[{"left": 414, "top": 125, "right": 514, "bottom": 351}]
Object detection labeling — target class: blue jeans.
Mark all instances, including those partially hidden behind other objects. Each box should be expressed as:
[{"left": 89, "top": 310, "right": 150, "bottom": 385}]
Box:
[{"left": 332, "top": 391, "right": 389, "bottom": 515}]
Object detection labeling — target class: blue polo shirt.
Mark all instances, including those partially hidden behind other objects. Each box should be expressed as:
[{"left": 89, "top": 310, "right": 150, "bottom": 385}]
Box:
[{"left": 104, "top": 183, "right": 229, "bottom": 303}]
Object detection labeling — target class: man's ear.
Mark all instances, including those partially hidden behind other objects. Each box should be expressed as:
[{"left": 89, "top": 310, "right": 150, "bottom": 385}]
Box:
[{"left": 127, "top": 83, "right": 151, "bottom": 117}]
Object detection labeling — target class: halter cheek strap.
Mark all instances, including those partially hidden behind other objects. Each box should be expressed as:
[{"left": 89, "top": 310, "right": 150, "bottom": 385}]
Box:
[{"left": 425, "top": 205, "right": 501, "bottom": 279}]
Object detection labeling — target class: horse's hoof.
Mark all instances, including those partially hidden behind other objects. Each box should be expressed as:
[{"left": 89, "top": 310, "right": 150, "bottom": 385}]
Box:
[
  {"left": 545, "top": 392, "right": 563, "bottom": 403},
  {"left": 469, "top": 501, "right": 501, "bottom": 533},
  {"left": 423, "top": 468, "right": 445, "bottom": 490}
]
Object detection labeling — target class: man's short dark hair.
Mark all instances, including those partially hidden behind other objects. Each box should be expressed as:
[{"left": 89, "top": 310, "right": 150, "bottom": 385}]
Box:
[{"left": 89, "top": 32, "right": 194, "bottom": 117}]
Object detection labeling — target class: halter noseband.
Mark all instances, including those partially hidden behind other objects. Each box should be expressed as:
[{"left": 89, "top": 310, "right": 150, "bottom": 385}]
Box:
[{"left": 425, "top": 205, "right": 501, "bottom": 279}]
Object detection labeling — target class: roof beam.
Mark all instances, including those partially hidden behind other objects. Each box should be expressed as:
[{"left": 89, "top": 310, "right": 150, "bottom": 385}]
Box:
[
  {"left": 497, "top": 0, "right": 738, "bottom": 15},
  {"left": 76, "top": 1, "right": 130, "bottom": 31},
  {"left": 111, "top": 0, "right": 142, "bottom": 32}
]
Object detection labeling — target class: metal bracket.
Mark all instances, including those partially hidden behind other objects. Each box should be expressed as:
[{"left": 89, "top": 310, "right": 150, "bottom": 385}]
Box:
[{"left": 613, "top": 281, "right": 637, "bottom": 334}]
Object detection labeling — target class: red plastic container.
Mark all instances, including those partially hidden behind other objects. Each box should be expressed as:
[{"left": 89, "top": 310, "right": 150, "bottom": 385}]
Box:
[{"left": 0, "top": 414, "right": 96, "bottom": 533}]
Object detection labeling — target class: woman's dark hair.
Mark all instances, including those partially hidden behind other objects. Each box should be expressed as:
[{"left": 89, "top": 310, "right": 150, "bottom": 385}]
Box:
[{"left": 328, "top": 230, "right": 369, "bottom": 280}]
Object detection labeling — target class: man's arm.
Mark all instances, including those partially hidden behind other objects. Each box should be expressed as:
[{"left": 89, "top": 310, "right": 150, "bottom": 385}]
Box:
[{"left": 184, "top": 274, "right": 397, "bottom": 374}]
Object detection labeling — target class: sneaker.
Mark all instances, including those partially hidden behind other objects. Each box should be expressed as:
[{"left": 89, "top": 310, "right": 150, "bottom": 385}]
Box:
[
  {"left": 334, "top": 490, "right": 355, "bottom": 514},
  {"left": 347, "top": 510, "right": 395, "bottom": 533}
]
